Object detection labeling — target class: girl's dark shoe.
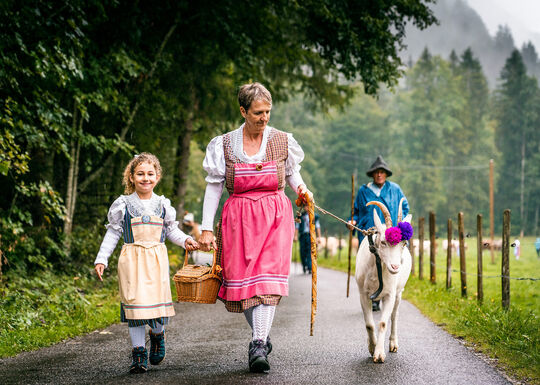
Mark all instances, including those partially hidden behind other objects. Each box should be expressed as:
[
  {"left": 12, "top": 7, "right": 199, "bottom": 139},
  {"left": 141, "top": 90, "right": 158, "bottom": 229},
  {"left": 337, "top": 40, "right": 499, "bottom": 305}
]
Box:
[
  {"left": 248, "top": 339, "right": 270, "bottom": 373},
  {"left": 130, "top": 347, "right": 148, "bottom": 374},
  {"left": 149, "top": 330, "right": 166, "bottom": 365}
]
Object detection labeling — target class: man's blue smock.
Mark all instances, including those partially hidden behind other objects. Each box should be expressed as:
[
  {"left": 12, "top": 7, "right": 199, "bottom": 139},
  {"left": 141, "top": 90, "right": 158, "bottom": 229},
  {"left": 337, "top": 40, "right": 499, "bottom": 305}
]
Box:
[{"left": 352, "top": 181, "right": 409, "bottom": 241}]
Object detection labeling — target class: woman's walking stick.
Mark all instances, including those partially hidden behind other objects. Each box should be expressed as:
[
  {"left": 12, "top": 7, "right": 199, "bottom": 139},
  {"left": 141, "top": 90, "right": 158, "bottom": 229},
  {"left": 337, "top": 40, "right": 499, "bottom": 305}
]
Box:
[
  {"left": 347, "top": 174, "right": 354, "bottom": 297},
  {"left": 296, "top": 192, "right": 317, "bottom": 336},
  {"left": 307, "top": 194, "right": 317, "bottom": 336}
]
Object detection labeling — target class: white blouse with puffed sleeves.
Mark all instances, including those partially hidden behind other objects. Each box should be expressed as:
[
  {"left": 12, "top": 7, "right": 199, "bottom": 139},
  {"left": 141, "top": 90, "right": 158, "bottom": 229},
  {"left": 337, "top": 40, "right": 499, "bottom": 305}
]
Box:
[
  {"left": 94, "top": 193, "right": 191, "bottom": 268},
  {"left": 201, "top": 125, "right": 306, "bottom": 231}
]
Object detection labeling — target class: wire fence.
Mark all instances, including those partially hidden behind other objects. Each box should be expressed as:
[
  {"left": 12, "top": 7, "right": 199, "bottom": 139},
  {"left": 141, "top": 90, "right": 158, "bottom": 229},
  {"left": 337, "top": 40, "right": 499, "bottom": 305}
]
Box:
[
  {"left": 414, "top": 209, "right": 538, "bottom": 309},
  {"left": 449, "top": 269, "right": 540, "bottom": 281}
]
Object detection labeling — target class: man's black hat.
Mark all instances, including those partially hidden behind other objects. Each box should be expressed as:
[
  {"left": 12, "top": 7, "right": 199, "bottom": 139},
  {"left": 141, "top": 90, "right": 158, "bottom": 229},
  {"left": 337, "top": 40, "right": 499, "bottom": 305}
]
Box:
[{"left": 366, "top": 155, "right": 392, "bottom": 177}]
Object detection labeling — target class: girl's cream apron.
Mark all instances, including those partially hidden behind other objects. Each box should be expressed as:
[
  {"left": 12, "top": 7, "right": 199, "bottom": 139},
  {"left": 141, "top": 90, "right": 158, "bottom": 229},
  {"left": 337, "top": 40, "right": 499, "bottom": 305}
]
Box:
[{"left": 118, "top": 214, "right": 175, "bottom": 320}]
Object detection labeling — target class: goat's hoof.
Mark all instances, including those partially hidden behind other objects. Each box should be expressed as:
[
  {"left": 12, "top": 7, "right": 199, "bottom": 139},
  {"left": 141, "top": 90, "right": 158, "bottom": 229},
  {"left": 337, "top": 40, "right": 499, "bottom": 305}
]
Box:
[
  {"left": 373, "top": 351, "right": 385, "bottom": 363},
  {"left": 389, "top": 341, "right": 398, "bottom": 352}
]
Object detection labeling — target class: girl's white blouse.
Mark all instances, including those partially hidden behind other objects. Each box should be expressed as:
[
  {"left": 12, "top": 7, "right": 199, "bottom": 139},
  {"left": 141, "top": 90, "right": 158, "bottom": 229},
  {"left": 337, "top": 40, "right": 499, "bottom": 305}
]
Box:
[
  {"left": 94, "top": 193, "right": 191, "bottom": 268},
  {"left": 203, "top": 125, "right": 305, "bottom": 183}
]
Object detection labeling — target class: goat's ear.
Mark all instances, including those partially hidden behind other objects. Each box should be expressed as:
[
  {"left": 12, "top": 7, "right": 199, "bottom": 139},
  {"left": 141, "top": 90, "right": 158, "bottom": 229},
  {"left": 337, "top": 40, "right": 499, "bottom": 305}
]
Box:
[
  {"left": 403, "top": 214, "right": 412, "bottom": 223},
  {"left": 373, "top": 208, "right": 384, "bottom": 231}
]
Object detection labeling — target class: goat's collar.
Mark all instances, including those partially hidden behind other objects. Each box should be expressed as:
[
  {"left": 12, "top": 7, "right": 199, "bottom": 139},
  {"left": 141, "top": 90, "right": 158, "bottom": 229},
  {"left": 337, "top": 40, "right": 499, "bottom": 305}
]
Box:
[
  {"left": 368, "top": 234, "right": 384, "bottom": 300},
  {"left": 367, "top": 233, "right": 379, "bottom": 256}
]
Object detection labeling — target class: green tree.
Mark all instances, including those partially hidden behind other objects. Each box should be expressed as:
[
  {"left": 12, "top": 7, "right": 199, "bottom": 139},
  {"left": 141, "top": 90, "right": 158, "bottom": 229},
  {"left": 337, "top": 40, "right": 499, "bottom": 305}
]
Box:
[
  {"left": 521, "top": 41, "right": 540, "bottom": 79},
  {"left": 0, "top": 0, "right": 438, "bottom": 276},
  {"left": 393, "top": 48, "right": 461, "bottom": 222},
  {"left": 450, "top": 48, "right": 493, "bottom": 227},
  {"left": 493, "top": 49, "right": 540, "bottom": 236}
]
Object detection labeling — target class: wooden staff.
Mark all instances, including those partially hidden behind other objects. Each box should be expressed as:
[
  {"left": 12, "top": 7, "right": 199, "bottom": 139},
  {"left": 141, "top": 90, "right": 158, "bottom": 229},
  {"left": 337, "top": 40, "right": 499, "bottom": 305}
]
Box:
[
  {"left": 305, "top": 193, "right": 318, "bottom": 336},
  {"left": 347, "top": 174, "right": 354, "bottom": 297}
]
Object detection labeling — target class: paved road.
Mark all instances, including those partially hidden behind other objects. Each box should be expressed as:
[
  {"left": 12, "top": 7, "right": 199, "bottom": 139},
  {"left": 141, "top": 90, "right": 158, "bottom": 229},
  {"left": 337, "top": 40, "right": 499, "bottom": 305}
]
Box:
[{"left": 0, "top": 264, "right": 514, "bottom": 385}]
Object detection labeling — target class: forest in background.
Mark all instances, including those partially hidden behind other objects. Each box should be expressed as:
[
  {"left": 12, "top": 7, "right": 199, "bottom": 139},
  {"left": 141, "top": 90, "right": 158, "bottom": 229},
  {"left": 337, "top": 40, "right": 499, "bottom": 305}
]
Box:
[
  {"left": 0, "top": 0, "right": 436, "bottom": 278},
  {"left": 1, "top": 0, "right": 539, "bottom": 282},
  {"left": 402, "top": 0, "right": 540, "bottom": 86}
]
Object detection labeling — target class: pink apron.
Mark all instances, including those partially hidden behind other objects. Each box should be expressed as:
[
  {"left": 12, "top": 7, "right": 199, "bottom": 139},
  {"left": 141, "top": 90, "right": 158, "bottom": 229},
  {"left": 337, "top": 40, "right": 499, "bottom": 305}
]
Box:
[{"left": 218, "top": 160, "right": 294, "bottom": 301}]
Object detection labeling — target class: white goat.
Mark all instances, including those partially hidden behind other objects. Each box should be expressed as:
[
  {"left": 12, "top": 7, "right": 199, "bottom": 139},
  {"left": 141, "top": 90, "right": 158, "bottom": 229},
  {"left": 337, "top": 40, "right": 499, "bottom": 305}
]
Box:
[{"left": 355, "top": 199, "right": 412, "bottom": 363}]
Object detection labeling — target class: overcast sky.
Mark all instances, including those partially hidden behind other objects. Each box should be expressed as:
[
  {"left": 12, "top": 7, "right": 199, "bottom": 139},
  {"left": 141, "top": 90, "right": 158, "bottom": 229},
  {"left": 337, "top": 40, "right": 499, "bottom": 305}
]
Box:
[{"left": 466, "top": 0, "right": 540, "bottom": 50}]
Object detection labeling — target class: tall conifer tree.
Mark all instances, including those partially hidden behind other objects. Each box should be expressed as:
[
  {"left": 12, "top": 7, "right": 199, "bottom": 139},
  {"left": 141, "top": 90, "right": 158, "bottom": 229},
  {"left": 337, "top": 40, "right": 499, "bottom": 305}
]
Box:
[{"left": 494, "top": 50, "right": 539, "bottom": 235}]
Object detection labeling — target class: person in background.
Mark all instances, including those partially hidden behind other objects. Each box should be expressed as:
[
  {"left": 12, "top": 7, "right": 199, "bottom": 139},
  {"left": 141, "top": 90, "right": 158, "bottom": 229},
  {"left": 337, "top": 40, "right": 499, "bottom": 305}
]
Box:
[
  {"left": 182, "top": 212, "right": 201, "bottom": 241},
  {"left": 535, "top": 238, "right": 540, "bottom": 258},
  {"left": 347, "top": 155, "right": 409, "bottom": 312},
  {"left": 294, "top": 210, "right": 321, "bottom": 274},
  {"left": 512, "top": 239, "right": 520, "bottom": 260}
]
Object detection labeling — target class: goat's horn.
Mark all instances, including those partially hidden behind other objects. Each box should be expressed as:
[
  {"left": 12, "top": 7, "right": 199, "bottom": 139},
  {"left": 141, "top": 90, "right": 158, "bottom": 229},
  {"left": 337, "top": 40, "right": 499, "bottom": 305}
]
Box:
[
  {"left": 366, "top": 201, "right": 393, "bottom": 228},
  {"left": 397, "top": 197, "right": 405, "bottom": 223}
]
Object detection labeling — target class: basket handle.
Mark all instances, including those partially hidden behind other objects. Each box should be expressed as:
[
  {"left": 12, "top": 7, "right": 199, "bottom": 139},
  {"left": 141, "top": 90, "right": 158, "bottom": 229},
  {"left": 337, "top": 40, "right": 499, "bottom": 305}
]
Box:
[
  {"left": 183, "top": 247, "right": 220, "bottom": 274},
  {"left": 211, "top": 248, "right": 219, "bottom": 275},
  {"left": 183, "top": 248, "right": 189, "bottom": 268}
]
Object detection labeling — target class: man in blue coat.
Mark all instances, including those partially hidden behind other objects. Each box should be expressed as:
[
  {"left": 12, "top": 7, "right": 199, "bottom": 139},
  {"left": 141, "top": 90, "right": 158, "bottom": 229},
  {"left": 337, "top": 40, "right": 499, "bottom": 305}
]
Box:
[{"left": 348, "top": 155, "right": 409, "bottom": 310}]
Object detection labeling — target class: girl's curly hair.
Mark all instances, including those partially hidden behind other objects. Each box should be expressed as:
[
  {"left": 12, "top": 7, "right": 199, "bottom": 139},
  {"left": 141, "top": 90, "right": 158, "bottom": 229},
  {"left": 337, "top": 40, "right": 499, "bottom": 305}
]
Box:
[{"left": 122, "top": 152, "right": 162, "bottom": 195}]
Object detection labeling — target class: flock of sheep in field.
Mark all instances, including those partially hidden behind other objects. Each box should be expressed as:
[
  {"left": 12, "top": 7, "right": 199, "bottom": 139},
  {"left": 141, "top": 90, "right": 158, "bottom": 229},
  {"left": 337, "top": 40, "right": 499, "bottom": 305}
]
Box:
[{"left": 318, "top": 233, "right": 502, "bottom": 257}]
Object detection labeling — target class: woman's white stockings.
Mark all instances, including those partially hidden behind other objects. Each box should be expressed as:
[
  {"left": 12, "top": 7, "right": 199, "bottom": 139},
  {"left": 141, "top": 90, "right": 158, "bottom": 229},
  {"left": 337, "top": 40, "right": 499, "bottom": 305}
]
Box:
[{"left": 244, "top": 304, "right": 275, "bottom": 341}]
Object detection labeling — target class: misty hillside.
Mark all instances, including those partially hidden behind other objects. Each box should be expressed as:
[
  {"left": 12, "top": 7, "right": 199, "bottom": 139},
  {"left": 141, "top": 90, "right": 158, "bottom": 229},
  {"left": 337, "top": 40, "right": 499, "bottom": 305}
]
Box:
[{"left": 402, "top": 0, "right": 540, "bottom": 86}]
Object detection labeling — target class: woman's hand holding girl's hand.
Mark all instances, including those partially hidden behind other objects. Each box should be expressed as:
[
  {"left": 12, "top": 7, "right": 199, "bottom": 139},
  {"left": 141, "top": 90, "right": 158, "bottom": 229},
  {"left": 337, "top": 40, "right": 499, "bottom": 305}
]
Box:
[
  {"left": 199, "top": 230, "right": 216, "bottom": 252},
  {"left": 185, "top": 238, "right": 199, "bottom": 252},
  {"left": 94, "top": 263, "right": 105, "bottom": 281}
]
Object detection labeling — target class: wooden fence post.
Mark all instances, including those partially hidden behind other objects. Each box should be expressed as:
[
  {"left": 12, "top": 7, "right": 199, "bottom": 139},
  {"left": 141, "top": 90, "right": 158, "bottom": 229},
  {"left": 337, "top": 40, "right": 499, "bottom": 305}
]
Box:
[
  {"left": 477, "top": 214, "right": 483, "bottom": 304},
  {"left": 446, "top": 218, "right": 452, "bottom": 289},
  {"left": 347, "top": 174, "right": 354, "bottom": 297},
  {"left": 458, "top": 212, "right": 467, "bottom": 297},
  {"left": 430, "top": 211, "right": 436, "bottom": 284},
  {"left": 418, "top": 217, "right": 425, "bottom": 280},
  {"left": 409, "top": 232, "right": 415, "bottom": 276},
  {"left": 502, "top": 209, "right": 511, "bottom": 310}
]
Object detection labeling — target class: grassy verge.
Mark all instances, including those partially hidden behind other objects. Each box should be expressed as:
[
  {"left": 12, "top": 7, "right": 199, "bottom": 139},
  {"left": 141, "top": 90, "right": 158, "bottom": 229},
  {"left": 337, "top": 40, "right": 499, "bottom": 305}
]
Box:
[
  {"left": 0, "top": 248, "right": 187, "bottom": 359},
  {"left": 301, "top": 236, "right": 540, "bottom": 385},
  {"left": 0, "top": 269, "right": 119, "bottom": 358}
]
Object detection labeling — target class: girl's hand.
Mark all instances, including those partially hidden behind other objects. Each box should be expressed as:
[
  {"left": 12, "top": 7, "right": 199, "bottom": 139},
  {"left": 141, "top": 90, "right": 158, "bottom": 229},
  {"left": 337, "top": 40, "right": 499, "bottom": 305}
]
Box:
[
  {"left": 95, "top": 264, "right": 105, "bottom": 281},
  {"left": 185, "top": 238, "right": 199, "bottom": 252},
  {"left": 199, "top": 230, "right": 216, "bottom": 252}
]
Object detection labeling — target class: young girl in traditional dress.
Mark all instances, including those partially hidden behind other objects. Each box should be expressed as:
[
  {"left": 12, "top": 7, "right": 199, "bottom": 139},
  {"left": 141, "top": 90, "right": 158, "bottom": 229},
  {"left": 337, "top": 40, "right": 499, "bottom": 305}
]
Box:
[{"left": 94, "top": 153, "right": 199, "bottom": 373}]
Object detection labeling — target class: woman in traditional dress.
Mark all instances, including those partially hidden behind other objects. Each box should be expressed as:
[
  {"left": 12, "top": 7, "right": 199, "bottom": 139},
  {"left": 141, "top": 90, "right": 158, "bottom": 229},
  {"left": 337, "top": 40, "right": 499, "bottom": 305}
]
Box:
[{"left": 199, "top": 82, "right": 312, "bottom": 373}]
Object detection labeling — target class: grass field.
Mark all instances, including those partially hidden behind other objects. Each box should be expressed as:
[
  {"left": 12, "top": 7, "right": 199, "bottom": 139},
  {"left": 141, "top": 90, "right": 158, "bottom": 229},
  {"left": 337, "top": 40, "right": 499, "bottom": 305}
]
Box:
[
  {"left": 0, "top": 271, "right": 120, "bottom": 358},
  {"left": 301, "top": 235, "right": 540, "bottom": 384}
]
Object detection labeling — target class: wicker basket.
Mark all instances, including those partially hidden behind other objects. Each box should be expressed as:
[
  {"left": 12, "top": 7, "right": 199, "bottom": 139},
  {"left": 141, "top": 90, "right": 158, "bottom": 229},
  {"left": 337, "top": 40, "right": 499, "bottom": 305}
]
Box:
[{"left": 173, "top": 249, "right": 222, "bottom": 304}]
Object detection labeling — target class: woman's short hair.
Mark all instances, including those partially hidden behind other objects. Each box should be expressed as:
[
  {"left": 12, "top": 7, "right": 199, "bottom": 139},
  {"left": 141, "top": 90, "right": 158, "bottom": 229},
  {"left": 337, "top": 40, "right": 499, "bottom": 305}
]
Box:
[{"left": 238, "top": 82, "right": 272, "bottom": 111}]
